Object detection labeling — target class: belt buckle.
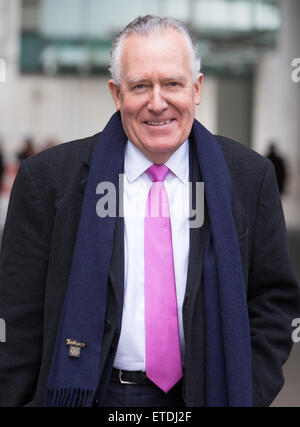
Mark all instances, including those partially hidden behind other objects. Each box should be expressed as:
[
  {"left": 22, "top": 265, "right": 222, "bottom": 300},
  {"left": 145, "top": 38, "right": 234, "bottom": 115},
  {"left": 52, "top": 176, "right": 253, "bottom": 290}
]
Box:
[{"left": 119, "top": 370, "right": 138, "bottom": 385}]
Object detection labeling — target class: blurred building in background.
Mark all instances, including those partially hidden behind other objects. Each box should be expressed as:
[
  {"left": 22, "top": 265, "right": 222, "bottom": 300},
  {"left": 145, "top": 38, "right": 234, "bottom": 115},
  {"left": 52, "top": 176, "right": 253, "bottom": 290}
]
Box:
[
  {"left": 0, "top": 0, "right": 299, "bottom": 405},
  {"left": 0, "top": 0, "right": 299, "bottom": 227}
]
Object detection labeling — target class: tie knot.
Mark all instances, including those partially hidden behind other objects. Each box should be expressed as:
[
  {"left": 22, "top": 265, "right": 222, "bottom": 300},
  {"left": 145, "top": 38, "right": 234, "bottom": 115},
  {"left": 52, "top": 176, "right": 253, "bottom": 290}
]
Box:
[{"left": 146, "top": 164, "right": 169, "bottom": 182}]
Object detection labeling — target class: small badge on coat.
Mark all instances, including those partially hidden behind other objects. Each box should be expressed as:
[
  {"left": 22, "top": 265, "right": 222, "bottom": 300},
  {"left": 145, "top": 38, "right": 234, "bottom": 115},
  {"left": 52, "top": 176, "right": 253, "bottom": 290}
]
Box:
[{"left": 65, "top": 338, "right": 87, "bottom": 359}]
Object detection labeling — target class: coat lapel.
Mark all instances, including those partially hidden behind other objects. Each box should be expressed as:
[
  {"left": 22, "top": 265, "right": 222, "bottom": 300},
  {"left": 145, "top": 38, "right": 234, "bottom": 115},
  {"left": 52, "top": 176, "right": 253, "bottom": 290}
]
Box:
[
  {"left": 182, "top": 139, "right": 208, "bottom": 406},
  {"left": 185, "top": 138, "right": 208, "bottom": 317}
]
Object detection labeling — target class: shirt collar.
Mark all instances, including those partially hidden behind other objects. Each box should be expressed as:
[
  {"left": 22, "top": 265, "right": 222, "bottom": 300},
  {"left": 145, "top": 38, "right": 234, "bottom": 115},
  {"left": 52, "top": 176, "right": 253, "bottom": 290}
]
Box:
[
  {"left": 124, "top": 139, "right": 189, "bottom": 184},
  {"left": 165, "top": 139, "right": 189, "bottom": 183}
]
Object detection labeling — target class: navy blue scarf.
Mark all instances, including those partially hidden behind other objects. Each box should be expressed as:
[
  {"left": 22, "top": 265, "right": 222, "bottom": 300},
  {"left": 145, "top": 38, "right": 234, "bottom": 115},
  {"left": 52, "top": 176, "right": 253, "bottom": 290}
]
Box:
[{"left": 44, "top": 112, "right": 252, "bottom": 407}]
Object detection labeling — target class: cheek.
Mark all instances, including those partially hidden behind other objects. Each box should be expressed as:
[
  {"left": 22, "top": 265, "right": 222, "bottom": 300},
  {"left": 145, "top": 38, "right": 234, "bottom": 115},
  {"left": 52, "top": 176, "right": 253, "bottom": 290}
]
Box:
[
  {"left": 171, "top": 93, "right": 196, "bottom": 114},
  {"left": 120, "top": 96, "right": 144, "bottom": 119},
  {"left": 185, "top": 98, "right": 197, "bottom": 115},
  {"left": 119, "top": 102, "right": 143, "bottom": 139},
  {"left": 120, "top": 107, "right": 135, "bottom": 132},
  {"left": 177, "top": 103, "right": 195, "bottom": 123}
]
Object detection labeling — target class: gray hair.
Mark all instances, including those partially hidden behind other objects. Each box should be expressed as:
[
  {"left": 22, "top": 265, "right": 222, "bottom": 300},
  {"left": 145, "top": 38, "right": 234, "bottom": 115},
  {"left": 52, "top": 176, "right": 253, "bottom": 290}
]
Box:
[{"left": 109, "top": 15, "right": 202, "bottom": 85}]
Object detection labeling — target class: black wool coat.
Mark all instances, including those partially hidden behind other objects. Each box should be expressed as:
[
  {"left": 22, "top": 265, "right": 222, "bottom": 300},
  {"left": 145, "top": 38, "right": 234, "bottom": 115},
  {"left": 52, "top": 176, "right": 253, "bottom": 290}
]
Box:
[{"left": 0, "top": 113, "right": 299, "bottom": 407}]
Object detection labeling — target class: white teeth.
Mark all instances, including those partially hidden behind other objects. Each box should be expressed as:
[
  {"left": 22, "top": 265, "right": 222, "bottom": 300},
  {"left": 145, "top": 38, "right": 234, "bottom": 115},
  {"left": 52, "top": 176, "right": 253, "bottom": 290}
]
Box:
[{"left": 146, "top": 120, "right": 172, "bottom": 126}]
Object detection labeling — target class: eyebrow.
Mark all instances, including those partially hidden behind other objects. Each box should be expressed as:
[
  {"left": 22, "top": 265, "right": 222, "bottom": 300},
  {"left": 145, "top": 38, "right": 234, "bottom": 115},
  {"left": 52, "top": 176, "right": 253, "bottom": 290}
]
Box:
[
  {"left": 164, "top": 74, "right": 187, "bottom": 83},
  {"left": 126, "top": 73, "right": 187, "bottom": 86},
  {"left": 126, "top": 77, "right": 148, "bottom": 86}
]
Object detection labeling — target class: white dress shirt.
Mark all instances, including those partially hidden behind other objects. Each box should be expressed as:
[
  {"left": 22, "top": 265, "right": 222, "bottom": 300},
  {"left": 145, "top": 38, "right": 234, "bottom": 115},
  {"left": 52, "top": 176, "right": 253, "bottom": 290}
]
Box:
[{"left": 113, "top": 140, "right": 190, "bottom": 371}]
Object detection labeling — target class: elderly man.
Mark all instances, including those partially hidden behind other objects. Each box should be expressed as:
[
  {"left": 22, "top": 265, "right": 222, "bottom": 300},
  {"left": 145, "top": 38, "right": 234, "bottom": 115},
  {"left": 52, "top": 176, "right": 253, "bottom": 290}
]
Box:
[{"left": 0, "top": 15, "right": 299, "bottom": 408}]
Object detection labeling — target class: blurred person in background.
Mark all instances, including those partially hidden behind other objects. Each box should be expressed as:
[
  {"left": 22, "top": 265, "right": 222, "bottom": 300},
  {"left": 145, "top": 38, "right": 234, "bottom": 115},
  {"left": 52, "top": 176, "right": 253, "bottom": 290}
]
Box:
[
  {"left": 16, "top": 136, "right": 35, "bottom": 163},
  {"left": 43, "top": 138, "right": 59, "bottom": 151},
  {"left": 266, "top": 142, "right": 287, "bottom": 195},
  {"left": 0, "top": 15, "right": 299, "bottom": 408}
]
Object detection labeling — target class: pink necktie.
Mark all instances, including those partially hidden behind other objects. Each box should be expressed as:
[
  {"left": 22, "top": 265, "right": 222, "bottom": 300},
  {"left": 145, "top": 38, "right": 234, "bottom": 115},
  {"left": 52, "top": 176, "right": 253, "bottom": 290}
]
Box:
[{"left": 144, "top": 164, "right": 183, "bottom": 393}]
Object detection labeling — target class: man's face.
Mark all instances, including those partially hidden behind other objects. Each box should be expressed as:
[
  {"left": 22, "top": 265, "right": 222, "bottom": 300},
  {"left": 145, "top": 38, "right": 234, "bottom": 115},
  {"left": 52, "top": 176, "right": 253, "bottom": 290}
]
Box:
[{"left": 108, "top": 29, "right": 203, "bottom": 164}]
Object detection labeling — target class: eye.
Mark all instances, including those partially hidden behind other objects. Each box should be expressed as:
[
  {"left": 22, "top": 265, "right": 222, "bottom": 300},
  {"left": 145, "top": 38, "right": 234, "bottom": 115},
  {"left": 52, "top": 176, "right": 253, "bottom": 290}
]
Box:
[
  {"left": 166, "top": 81, "right": 182, "bottom": 89},
  {"left": 133, "top": 83, "right": 148, "bottom": 91}
]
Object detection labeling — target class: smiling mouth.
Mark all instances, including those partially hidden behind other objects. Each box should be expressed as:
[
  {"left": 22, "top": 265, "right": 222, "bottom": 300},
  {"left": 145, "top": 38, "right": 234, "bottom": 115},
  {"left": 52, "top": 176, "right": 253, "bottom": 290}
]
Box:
[{"left": 144, "top": 119, "right": 173, "bottom": 126}]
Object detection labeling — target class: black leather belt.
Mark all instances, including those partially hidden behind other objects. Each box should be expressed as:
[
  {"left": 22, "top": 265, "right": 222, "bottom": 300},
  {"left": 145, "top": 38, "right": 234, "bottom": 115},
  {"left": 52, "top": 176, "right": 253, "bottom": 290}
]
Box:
[{"left": 112, "top": 368, "right": 152, "bottom": 385}]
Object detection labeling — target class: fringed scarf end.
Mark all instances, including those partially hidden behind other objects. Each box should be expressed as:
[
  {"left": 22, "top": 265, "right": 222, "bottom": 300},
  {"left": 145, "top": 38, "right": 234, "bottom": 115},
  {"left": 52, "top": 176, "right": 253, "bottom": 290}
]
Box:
[{"left": 44, "top": 387, "right": 95, "bottom": 407}]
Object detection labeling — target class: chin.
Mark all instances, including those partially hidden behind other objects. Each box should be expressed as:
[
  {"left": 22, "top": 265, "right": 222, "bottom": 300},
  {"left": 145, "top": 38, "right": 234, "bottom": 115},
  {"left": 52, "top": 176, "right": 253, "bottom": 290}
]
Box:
[
  {"left": 143, "top": 144, "right": 181, "bottom": 164},
  {"left": 145, "top": 139, "right": 182, "bottom": 153}
]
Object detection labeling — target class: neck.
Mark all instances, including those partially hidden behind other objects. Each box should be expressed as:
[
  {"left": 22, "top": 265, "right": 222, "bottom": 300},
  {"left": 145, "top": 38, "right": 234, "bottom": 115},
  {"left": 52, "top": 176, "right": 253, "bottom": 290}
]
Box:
[{"left": 141, "top": 150, "right": 174, "bottom": 165}]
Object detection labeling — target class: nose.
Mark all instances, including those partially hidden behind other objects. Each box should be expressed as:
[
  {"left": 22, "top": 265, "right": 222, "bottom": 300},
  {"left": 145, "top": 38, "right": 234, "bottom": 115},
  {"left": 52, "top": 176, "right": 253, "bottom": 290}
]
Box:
[{"left": 147, "top": 86, "right": 168, "bottom": 114}]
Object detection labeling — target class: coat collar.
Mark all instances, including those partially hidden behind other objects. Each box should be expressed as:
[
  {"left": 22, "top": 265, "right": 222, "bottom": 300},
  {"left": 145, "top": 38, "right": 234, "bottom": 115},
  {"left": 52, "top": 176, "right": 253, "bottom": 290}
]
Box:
[{"left": 80, "top": 111, "right": 127, "bottom": 194}]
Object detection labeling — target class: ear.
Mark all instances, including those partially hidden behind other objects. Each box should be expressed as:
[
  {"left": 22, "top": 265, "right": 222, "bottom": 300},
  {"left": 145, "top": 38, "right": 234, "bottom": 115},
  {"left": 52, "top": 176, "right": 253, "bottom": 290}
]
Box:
[
  {"left": 108, "top": 79, "right": 121, "bottom": 111},
  {"left": 194, "top": 73, "right": 204, "bottom": 106}
]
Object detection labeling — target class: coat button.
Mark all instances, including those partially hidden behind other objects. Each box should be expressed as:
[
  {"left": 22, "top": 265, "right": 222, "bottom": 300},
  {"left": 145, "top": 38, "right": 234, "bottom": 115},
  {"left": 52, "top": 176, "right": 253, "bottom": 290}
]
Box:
[{"left": 104, "top": 319, "right": 111, "bottom": 332}]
